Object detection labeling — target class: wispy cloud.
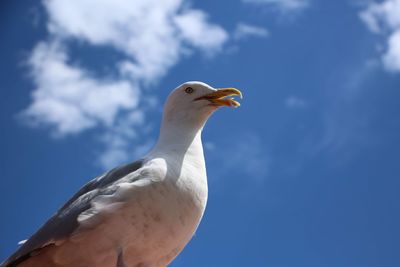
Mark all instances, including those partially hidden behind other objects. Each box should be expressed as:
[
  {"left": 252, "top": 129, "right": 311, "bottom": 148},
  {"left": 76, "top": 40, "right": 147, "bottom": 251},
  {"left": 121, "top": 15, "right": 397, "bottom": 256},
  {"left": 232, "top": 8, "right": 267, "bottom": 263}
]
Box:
[
  {"left": 300, "top": 63, "right": 378, "bottom": 168},
  {"left": 22, "top": 0, "right": 229, "bottom": 168},
  {"left": 359, "top": 0, "right": 400, "bottom": 72},
  {"left": 234, "top": 23, "right": 269, "bottom": 40},
  {"left": 284, "top": 95, "right": 307, "bottom": 109},
  {"left": 242, "top": 0, "right": 310, "bottom": 12},
  {"left": 205, "top": 132, "right": 270, "bottom": 182}
]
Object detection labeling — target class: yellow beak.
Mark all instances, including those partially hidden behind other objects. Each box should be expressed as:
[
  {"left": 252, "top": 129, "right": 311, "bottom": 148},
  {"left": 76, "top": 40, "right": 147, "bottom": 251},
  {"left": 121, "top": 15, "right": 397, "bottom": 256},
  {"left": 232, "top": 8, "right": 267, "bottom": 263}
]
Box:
[{"left": 194, "top": 88, "right": 243, "bottom": 107}]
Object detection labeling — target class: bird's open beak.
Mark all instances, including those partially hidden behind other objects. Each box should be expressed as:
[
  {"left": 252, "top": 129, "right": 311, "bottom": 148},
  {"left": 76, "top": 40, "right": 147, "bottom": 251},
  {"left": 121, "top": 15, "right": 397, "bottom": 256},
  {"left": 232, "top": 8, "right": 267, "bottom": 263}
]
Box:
[{"left": 194, "top": 88, "right": 242, "bottom": 107}]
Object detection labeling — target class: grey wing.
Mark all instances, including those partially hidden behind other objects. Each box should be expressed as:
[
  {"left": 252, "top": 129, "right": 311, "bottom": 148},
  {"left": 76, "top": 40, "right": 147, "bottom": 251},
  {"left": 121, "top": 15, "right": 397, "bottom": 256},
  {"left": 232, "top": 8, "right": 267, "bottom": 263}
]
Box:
[{"left": 1, "top": 159, "right": 144, "bottom": 267}]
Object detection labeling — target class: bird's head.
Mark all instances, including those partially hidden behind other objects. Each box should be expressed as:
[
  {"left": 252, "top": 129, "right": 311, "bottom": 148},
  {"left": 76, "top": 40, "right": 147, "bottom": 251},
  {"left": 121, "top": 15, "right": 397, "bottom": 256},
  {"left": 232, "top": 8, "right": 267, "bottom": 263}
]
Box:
[{"left": 163, "top": 81, "right": 242, "bottom": 129}]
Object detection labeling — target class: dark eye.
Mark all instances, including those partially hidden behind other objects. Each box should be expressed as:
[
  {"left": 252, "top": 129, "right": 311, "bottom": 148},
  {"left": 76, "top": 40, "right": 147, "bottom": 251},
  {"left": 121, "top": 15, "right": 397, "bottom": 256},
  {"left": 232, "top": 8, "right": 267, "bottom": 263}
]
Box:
[{"left": 185, "top": 87, "right": 194, "bottom": 94}]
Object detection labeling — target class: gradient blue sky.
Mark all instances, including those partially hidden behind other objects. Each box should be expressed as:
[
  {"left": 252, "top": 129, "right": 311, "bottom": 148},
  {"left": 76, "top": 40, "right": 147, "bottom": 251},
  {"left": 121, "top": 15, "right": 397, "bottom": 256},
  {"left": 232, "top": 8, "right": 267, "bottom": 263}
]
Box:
[{"left": 1, "top": 0, "right": 400, "bottom": 266}]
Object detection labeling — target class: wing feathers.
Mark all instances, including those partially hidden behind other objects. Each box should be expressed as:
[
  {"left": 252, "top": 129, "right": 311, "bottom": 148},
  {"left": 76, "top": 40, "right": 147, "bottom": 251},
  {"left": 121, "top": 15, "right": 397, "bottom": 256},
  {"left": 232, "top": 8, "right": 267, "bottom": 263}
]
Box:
[{"left": 1, "top": 159, "right": 145, "bottom": 267}]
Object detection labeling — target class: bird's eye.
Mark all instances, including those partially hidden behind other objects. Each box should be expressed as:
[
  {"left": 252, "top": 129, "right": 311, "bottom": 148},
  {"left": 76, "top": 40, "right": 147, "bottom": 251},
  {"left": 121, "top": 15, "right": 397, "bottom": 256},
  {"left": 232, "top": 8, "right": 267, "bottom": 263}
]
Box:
[{"left": 185, "top": 87, "right": 194, "bottom": 94}]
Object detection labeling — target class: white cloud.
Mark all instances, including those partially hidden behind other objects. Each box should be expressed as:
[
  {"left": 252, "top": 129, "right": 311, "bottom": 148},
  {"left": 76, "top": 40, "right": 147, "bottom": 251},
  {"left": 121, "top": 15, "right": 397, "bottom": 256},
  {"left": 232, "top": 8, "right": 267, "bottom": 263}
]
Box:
[
  {"left": 234, "top": 23, "right": 269, "bottom": 40},
  {"left": 383, "top": 30, "right": 400, "bottom": 71},
  {"left": 44, "top": 0, "right": 227, "bottom": 83},
  {"left": 359, "top": 0, "right": 400, "bottom": 72},
  {"left": 359, "top": 0, "right": 400, "bottom": 32},
  {"left": 174, "top": 10, "right": 228, "bottom": 54},
  {"left": 23, "top": 0, "right": 228, "bottom": 168},
  {"left": 284, "top": 95, "right": 307, "bottom": 109},
  {"left": 23, "top": 41, "right": 139, "bottom": 135},
  {"left": 242, "top": 0, "right": 309, "bottom": 12}
]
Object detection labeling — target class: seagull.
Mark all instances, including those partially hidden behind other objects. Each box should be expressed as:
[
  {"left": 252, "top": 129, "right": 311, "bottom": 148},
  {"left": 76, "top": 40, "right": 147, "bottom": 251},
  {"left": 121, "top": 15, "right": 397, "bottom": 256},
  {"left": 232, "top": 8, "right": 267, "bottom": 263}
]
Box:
[{"left": 1, "top": 81, "right": 242, "bottom": 267}]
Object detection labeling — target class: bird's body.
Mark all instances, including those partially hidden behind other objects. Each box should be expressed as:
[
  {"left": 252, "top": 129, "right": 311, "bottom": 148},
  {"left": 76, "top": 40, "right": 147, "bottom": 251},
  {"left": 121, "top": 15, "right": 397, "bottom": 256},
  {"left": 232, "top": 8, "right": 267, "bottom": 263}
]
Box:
[{"left": 2, "top": 82, "right": 241, "bottom": 267}]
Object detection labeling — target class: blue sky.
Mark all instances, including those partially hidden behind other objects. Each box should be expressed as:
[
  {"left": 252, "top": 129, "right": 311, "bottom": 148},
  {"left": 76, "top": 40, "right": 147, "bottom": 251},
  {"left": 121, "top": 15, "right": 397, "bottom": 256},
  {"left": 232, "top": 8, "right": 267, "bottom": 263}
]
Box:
[{"left": 1, "top": 0, "right": 400, "bottom": 266}]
